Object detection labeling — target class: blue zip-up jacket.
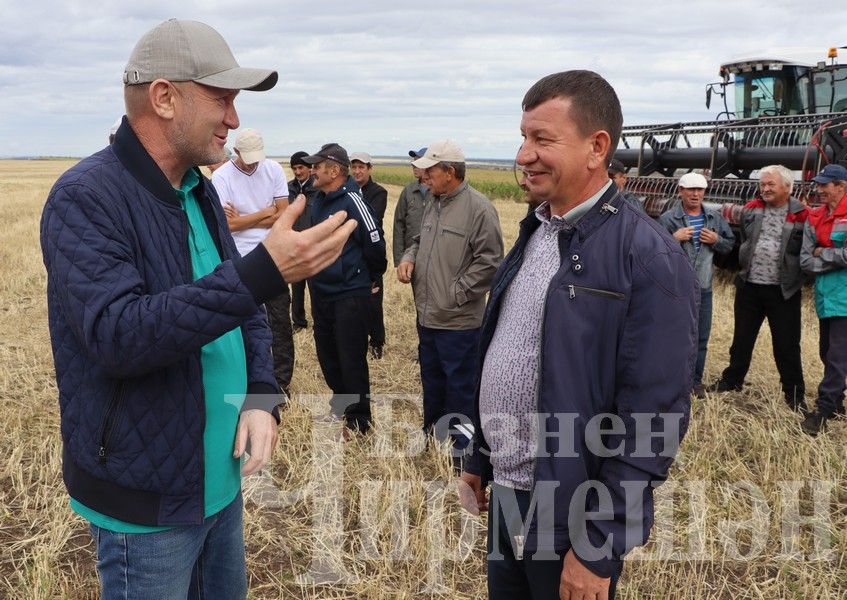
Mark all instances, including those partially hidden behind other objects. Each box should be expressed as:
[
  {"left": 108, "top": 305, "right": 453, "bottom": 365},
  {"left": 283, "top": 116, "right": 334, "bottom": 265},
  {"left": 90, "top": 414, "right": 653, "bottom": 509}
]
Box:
[
  {"left": 464, "top": 186, "right": 698, "bottom": 578},
  {"left": 658, "top": 203, "right": 734, "bottom": 290},
  {"left": 40, "top": 118, "right": 286, "bottom": 527},
  {"left": 308, "top": 176, "right": 387, "bottom": 299}
]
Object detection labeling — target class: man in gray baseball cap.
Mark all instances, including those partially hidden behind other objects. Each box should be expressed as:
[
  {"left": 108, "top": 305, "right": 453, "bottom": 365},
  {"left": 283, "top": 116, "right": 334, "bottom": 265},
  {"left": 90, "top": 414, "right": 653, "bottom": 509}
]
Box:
[{"left": 40, "top": 19, "right": 355, "bottom": 599}]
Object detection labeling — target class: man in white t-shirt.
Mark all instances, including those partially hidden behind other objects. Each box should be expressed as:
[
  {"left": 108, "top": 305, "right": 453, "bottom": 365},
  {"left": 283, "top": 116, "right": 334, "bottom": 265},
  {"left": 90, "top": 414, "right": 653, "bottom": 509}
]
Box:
[{"left": 212, "top": 128, "right": 294, "bottom": 397}]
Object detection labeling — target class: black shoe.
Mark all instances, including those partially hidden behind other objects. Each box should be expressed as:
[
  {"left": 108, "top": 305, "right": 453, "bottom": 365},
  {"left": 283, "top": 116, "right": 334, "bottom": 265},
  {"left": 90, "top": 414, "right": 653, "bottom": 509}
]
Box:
[
  {"left": 370, "top": 344, "right": 383, "bottom": 359},
  {"left": 801, "top": 412, "right": 829, "bottom": 436},
  {"left": 786, "top": 398, "right": 809, "bottom": 417},
  {"left": 708, "top": 379, "right": 743, "bottom": 393},
  {"left": 692, "top": 384, "right": 706, "bottom": 399}
]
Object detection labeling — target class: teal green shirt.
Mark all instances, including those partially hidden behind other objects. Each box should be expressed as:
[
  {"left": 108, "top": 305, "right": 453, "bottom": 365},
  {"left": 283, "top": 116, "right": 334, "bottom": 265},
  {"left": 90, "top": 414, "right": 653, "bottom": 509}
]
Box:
[{"left": 71, "top": 169, "right": 248, "bottom": 532}]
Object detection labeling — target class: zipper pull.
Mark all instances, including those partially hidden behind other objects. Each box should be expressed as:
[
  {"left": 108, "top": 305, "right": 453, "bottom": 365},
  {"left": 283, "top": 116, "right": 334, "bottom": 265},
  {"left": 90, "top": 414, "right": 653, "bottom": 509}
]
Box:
[
  {"left": 98, "top": 446, "right": 107, "bottom": 465},
  {"left": 601, "top": 203, "right": 618, "bottom": 215},
  {"left": 569, "top": 284, "right": 575, "bottom": 299},
  {"left": 514, "top": 534, "right": 525, "bottom": 561}
]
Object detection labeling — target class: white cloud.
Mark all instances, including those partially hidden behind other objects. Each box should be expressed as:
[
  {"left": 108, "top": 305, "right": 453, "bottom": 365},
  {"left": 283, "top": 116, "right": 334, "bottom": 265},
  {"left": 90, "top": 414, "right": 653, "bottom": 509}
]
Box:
[{"left": 0, "top": 0, "right": 844, "bottom": 157}]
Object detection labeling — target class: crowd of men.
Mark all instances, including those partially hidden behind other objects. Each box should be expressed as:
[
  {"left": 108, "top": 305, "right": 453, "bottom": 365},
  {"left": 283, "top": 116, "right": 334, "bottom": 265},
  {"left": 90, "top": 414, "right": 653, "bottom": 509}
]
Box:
[{"left": 39, "top": 17, "right": 847, "bottom": 600}]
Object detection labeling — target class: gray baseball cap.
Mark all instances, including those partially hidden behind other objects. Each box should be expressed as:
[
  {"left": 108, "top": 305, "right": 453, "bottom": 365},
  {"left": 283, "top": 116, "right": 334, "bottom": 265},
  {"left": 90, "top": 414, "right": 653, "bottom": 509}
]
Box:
[{"left": 123, "top": 19, "right": 278, "bottom": 91}]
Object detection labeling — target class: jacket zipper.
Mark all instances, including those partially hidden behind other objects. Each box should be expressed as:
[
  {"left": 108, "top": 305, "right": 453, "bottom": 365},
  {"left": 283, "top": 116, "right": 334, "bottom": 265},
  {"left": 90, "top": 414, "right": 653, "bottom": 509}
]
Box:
[
  {"left": 421, "top": 198, "right": 441, "bottom": 324},
  {"left": 568, "top": 284, "right": 625, "bottom": 300},
  {"left": 524, "top": 194, "right": 623, "bottom": 552},
  {"left": 98, "top": 383, "right": 125, "bottom": 465}
]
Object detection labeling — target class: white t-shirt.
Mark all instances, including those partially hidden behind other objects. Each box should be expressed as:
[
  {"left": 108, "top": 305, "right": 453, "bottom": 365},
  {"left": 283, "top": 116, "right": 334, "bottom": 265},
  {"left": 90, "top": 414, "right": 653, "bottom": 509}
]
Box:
[{"left": 211, "top": 159, "right": 288, "bottom": 256}]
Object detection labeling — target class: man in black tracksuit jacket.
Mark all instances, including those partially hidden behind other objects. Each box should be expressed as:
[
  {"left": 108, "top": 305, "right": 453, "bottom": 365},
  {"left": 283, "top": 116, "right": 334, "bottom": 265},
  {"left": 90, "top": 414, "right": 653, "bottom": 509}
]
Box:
[
  {"left": 304, "top": 144, "right": 387, "bottom": 434},
  {"left": 288, "top": 151, "right": 320, "bottom": 330},
  {"left": 351, "top": 152, "right": 389, "bottom": 357}
]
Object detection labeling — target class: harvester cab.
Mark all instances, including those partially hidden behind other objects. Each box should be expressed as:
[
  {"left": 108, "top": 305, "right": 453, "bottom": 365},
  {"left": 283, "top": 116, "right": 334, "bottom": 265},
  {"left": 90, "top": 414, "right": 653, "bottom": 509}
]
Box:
[{"left": 615, "top": 47, "right": 847, "bottom": 229}]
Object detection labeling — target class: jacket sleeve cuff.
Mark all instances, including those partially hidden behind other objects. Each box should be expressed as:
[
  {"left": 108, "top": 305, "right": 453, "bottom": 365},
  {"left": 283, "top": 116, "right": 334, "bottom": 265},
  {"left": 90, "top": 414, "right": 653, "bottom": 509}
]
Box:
[
  {"left": 233, "top": 243, "right": 287, "bottom": 305},
  {"left": 572, "top": 551, "right": 622, "bottom": 580},
  {"left": 243, "top": 382, "right": 283, "bottom": 424}
]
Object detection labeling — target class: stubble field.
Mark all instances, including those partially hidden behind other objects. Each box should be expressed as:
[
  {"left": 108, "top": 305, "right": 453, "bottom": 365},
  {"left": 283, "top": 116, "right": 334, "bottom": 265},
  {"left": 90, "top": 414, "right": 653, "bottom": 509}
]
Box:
[{"left": 0, "top": 159, "right": 845, "bottom": 599}]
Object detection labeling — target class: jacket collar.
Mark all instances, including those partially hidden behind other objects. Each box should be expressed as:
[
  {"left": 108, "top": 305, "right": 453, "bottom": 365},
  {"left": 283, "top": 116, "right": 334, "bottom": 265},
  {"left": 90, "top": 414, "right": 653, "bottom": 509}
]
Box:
[
  {"left": 517, "top": 184, "right": 622, "bottom": 241},
  {"left": 436, "top": 181, "right": 468, "bottom": 203},
  {"left": 290, "top": 175, "right": 314, "bottom": 192},
  {"left": 321, "top": 175, "right": 360, "bottom": 202},
  {"left": 750, "top": 196, "right": 806, "bottom": 215},
  {"left": 571, "top": 183, "right": 623, "bottom": 240},
  {"left": 787, "top": 196, "right": 807, "bottom": 215},
  {"left": 112, "top": 116, "right": 207, "bottom": 207}
]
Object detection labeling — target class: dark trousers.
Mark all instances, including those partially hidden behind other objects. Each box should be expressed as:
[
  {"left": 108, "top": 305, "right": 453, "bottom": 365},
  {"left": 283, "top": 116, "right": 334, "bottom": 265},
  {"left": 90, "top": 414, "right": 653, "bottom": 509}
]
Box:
[
  {"left": 694, "top": 289, "right": 713, "bottom": 385},
  {"left": 417, "top": 325, "right": 479, "bottom": 451},
  {"left": 487, "top": 484, "right": 622, "bottom": 600},
  {"left": 368, "top": 278, "right": 385, "bottom": 348},
  {"left": 721, "top": 282, "right": 805, "bottom": 403},
  {"left": 265, "top": 287, "right": 294, "bottom": 395},
  {"left": 291, "top": 281, "right": 308, "bottom": 328},
  {"left": 312, "top": 294, "right": 372, "bottom": 431},
  {"left": 816, "top": 317, "right": 847, "bottom": 416}
]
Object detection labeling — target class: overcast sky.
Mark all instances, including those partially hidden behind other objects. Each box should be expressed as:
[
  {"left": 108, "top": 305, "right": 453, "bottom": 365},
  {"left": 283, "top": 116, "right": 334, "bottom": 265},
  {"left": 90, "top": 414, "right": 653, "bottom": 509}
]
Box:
[{"left": 1, "top": 0, "right": 845, "bottom": 159}]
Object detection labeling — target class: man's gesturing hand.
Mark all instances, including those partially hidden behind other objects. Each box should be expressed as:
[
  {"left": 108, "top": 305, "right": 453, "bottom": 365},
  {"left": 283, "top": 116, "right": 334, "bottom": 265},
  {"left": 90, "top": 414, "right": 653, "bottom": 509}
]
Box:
[
  {"left": 559, "top": 549, "right": 611, "bottom": 600},
  {"left": 262, "top": 195, "right": 357, "bottom": 283}
]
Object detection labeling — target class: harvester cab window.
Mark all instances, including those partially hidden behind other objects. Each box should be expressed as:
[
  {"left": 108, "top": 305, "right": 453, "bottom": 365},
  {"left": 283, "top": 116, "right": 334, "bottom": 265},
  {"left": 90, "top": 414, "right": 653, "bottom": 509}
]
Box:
[
  {"left": 810, "top": 67, "right": 847, "bottom": 113},
  {"left": 736, "top": 73, "right": 798, "bottom": 118}
]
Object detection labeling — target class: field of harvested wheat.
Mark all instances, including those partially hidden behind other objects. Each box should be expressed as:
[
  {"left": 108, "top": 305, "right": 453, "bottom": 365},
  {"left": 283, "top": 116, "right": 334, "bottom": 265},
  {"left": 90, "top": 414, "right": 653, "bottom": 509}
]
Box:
[{"left": 0, "top": 159, "right": 845, "bottom": 599}]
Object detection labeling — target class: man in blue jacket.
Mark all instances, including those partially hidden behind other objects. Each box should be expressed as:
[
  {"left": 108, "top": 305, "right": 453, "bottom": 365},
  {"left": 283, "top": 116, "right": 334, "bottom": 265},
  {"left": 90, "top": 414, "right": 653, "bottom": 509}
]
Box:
[
  {"left": 659, "top": 172, "right": 734, "bottom": 398},
  {"left": 459, "top": 70, "right": 698, "bottom": 600},
  {"left": 40, "top": 19, "right": 355, "bottom": 599},
  {"left": 303, "top": 143, "right": 387, "bottom": 438}
]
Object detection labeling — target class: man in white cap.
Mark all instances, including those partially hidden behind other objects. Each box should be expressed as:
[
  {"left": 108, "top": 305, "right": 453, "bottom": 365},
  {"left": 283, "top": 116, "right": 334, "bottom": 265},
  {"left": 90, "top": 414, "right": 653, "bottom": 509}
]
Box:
[
  {"left": 659, "top": 172, "right": 734, "bottom": 397},
  {"left": 397, "top": 139, "right": 504, "bottom": 468},
  {"left": 212, "top": 127, "right": 295, "bottom": 398},
  {"left": 40, "top": 19, "right": 355, "bottom": 598}
]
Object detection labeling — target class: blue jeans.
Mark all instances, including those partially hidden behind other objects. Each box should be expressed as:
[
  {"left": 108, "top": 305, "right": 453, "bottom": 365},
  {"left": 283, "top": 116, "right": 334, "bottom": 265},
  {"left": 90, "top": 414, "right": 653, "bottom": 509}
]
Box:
[
  {"left": 694, "top": 289, "right": 713, "bottom": 385},
  {"left": 89, "top": 493, "right": 247, "bottom": 600}
]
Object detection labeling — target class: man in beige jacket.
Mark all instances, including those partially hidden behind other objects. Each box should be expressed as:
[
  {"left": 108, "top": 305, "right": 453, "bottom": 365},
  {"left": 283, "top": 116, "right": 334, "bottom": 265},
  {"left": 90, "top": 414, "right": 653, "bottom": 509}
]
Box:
[{"left": 397, "top": 140, "right": 504, "bottom": 468}]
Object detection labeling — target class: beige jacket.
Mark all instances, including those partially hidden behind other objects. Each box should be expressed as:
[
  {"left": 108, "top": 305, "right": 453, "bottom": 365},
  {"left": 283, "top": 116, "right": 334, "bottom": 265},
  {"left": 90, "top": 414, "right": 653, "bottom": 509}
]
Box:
[{"left": 402, "top": 182, "right": 504, "bottom": 329}]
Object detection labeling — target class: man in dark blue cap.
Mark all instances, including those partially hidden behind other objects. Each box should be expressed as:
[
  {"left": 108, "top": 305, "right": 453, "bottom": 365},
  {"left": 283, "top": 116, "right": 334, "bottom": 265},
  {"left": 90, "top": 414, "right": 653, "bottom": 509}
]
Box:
[
  {"left": 392, "top": 147, "right": 430, "bottom": 268},
  {"left": 800, "top": 163, "right": 847, "bottom": 434}
]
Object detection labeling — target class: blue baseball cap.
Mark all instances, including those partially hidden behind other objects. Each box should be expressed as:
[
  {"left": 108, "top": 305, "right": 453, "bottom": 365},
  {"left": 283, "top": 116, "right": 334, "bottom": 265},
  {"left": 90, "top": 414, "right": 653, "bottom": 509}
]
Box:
[
  {"left": 408, "top": 147, "right": 427, "bottom": 158},
  {"left": 812, "top": 164, "right": 847, "bottom": 184}
]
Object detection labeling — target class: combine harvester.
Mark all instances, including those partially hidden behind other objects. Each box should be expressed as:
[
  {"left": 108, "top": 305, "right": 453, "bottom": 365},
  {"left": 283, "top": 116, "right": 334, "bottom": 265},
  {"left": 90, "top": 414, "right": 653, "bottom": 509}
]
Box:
[{"left": 615, "top": 46, "right": 847, "bottom": 227}]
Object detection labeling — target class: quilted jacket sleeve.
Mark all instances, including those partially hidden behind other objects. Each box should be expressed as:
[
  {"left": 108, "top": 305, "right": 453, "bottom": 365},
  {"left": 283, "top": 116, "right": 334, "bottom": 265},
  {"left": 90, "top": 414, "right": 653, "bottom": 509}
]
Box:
[{"left": 41, "top": 180, "right": 283, "bottom": 382}]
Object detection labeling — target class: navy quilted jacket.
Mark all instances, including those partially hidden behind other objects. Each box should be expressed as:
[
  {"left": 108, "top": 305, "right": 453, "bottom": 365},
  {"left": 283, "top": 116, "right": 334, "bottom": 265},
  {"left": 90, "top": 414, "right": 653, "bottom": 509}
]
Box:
[{"left": 40, "top": 118, "right": 286, "bottom": 526}]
